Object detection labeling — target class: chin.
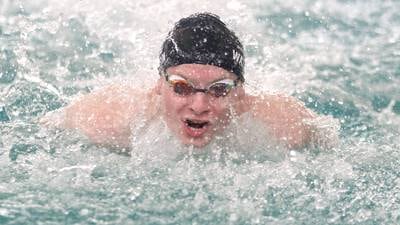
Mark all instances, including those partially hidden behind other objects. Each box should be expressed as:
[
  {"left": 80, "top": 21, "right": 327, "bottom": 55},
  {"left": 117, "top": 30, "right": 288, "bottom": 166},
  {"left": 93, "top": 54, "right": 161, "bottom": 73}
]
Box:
[
  {"left": 175, "top": 123, "right": 216, "bottom": 148},
  {"left": 180, "top": 135, "right": 212, "bottom": 148}
]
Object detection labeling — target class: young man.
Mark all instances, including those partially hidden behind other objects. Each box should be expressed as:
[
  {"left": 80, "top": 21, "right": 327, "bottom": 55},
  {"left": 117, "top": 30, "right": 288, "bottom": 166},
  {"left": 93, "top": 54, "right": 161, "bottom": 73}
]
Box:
[{"left": 44, "top": 13, "right": 338, "bottom": 150}]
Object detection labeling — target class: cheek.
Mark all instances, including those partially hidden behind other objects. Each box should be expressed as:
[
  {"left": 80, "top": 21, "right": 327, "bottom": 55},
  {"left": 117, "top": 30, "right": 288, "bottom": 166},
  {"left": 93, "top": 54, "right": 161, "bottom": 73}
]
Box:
[
  {"left": 211, "top": 99, "right": 232, "bottom": 121},
  {"left": 162, "top": 90, "right": 186, "bottom": 116}
]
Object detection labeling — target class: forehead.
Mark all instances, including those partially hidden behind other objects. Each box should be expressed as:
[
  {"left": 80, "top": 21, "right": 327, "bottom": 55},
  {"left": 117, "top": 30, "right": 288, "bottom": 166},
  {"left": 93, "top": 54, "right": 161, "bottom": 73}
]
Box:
[{"left": 166, "top": 64, "right": 237, "bottom": 83}]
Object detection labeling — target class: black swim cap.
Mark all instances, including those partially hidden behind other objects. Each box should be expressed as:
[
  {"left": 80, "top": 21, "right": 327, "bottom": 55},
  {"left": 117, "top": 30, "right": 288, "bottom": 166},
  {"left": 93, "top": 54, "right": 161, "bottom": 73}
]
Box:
[{"left": 159, "top": 13, "right": 245, "bottom": 82}]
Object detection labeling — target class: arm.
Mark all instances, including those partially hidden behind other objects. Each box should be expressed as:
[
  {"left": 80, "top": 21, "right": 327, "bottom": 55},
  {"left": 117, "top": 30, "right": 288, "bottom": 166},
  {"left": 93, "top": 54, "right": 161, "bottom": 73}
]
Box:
[
  {"left": 246, "top": 94, "right": 338, "bottom": 149},
  {"left": 42, "top": 85, "right": 156, "bottom": 148}
]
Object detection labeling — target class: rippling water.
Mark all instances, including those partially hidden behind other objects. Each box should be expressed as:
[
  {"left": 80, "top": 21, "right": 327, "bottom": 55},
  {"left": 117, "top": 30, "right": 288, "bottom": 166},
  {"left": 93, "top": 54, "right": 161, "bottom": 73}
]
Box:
[{"left": 1, "top": 0, "right": 399, "bottom": 224}]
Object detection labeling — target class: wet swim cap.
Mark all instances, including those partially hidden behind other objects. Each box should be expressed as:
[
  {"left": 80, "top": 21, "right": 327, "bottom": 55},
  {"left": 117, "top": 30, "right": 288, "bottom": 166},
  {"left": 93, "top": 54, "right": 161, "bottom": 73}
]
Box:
[{"left": 159, "top": 13, "right": 245, "bottom": 82}]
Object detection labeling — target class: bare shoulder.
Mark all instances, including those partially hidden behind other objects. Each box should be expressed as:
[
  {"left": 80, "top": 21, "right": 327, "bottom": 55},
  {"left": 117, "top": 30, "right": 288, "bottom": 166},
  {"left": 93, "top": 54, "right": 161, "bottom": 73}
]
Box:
[
  {"left": 245, "top": 93, "right": 315, "bottom": 120},
  {"left": 65, "top": 84, "right": 152, "bottom": 120},
  {"left": 244, "top": 93, "right": 316, "bottom": 148},
  {"left": 61, "top": 84, "right": 157, "bottom": 148}
]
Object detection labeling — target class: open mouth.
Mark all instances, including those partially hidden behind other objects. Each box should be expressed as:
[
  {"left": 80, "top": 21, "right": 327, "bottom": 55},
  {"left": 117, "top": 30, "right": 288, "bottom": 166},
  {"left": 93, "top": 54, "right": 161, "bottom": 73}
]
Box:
[
  {"left": 185, "top": 119, "right": 209, "bottom": 129},
  {"left": 182, "top": 118, "right": 212, "bottom": 139}
]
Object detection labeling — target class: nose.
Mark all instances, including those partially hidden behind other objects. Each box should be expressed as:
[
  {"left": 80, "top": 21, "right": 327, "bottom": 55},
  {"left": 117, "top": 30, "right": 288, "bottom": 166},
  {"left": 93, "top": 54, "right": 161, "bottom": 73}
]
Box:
[{"left": 189, "top": 92, "right": 211, "bottom": 115}]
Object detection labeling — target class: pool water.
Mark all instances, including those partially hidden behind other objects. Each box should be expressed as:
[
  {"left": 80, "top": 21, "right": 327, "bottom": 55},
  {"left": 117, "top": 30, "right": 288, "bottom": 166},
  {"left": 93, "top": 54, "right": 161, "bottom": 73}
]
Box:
[{"left": 1, "top": 0, "right": 399, "bottom": 224}]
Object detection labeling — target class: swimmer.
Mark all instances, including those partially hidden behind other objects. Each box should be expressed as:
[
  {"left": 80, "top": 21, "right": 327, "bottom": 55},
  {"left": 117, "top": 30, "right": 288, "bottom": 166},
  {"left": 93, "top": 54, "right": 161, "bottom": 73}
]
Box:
[{"left": 42, "top": 12, "right": 338, "bottom": 150}]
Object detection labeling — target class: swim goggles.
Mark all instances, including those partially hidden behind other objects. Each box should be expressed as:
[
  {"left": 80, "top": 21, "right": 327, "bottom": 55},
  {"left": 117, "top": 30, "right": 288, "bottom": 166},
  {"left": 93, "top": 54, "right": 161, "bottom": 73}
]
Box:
[{"left": 165, "top": 74, "right": 239, "bottom": 98}]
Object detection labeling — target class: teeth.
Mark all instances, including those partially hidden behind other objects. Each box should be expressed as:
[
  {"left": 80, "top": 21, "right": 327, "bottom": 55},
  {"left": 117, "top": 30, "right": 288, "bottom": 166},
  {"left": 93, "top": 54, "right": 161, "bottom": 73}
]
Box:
[{"left": 186, "top": 119, "right": 208, "bottom": 129}]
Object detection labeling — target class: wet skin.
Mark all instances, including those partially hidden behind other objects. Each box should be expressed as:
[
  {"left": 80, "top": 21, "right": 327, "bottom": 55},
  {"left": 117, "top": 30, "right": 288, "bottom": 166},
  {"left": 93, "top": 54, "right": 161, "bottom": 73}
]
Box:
[
  {"left": 156, "top": 64, "right": 246, "bottom": 147},
  {"left": 50, "top": 63, "right": 324, "bottom": 149}
]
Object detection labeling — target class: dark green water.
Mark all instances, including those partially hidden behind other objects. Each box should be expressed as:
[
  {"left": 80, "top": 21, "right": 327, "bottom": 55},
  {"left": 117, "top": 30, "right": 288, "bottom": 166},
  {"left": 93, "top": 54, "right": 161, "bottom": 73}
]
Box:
[{"left": 1, "top": 0, "right": 399, "bottom": 224}]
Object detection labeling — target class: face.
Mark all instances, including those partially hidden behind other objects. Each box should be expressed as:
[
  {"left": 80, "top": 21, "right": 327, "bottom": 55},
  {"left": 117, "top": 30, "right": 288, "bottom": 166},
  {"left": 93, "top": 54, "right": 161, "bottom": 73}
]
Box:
[{"left": 156, "top": 64, "right": 245, "bottom": 148}]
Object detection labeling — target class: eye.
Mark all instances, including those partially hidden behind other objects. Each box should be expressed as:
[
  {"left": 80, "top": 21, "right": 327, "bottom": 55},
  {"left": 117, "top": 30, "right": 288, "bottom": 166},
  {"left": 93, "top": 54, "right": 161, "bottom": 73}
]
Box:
[
  {"left": 208, "top": 79, "right": 236, "bottom": 97},
  {"left": 166, "top": 74, "right": 194, "bottom": 96},
  {"left": 209, "top": 83, "right": 231, "bottom": 97},
  {"left": 172, "top": 80, "right": 193, "bottom": 95}
]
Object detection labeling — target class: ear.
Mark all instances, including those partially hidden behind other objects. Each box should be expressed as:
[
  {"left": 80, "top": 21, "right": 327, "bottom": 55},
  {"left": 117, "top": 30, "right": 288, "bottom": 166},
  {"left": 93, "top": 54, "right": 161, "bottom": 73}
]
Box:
[
  {"left": 232, "top": 85, "right": 247, "bottom": 115},
  {"left": 155, "top": 77, "right": 163, "bottom": 95},
  {"left": 235, "top": 85, "right": 245, "bottom": 100}
]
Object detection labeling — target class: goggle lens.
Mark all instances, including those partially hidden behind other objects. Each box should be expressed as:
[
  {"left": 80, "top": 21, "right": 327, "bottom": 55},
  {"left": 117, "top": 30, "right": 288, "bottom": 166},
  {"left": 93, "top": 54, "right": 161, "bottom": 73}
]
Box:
[
  {"left": 208, "top": 83, "right": 231, "bottom": 97},
  {"left": 166, "top": 74, "right": 236, "bottom": 98},
  {"left": 172, "top": 80, "right": 193, "bottom": 96}
]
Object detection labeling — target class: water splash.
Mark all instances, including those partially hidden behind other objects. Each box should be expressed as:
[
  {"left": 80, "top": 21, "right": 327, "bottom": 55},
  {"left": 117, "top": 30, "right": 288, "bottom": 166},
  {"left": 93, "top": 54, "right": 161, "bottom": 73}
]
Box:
[{"left": 1, "top": 0, "right": 399, "bottom": 224}]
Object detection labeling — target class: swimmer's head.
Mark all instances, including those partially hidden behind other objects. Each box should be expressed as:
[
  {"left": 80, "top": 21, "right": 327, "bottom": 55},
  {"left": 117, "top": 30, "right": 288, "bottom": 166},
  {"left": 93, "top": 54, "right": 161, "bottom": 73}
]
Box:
[{"left": 159, "top": 12, "right": 245, "bottom": 82}]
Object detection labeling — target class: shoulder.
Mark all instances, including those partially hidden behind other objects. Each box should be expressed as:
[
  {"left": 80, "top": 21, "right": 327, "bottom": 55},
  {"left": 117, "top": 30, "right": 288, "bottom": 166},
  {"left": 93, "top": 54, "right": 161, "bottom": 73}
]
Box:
[
  {"left": 62, "top": 84, "right": 158, "bottom": 147},
  {"left": 244, "top": 93, "right": 314, "bottom": 119},
  {"left": 67, "top": 84, "right": 156, "bottom": 120},
  {"left": 242, "top": 93, "right": 316, "bottom": 148}
]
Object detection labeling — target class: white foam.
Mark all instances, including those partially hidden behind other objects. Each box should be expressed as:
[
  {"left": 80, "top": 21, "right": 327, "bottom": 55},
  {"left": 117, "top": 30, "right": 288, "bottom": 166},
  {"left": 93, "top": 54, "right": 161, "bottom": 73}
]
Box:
[{"left": 129, "top": 108, "right": 287, "bottom": 164}]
